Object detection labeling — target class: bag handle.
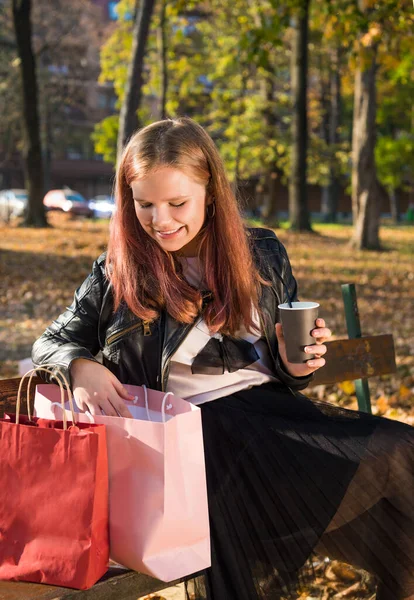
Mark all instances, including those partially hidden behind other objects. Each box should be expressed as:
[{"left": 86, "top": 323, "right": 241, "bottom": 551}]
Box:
[
  {"left": 140, "top": 385, "right": 173, "bottom": 424},
  {"left": 16, "top": 365, "right": 76, "bottom": 430}
]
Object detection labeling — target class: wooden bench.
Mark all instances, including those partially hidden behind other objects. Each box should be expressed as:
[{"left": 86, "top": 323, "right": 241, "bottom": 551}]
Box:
[
  {"left": 312, "top": 283, "right": 396, "bottom": 413},
  {"left": 0, "top": 284, "right": 397, "bottom": 599}
]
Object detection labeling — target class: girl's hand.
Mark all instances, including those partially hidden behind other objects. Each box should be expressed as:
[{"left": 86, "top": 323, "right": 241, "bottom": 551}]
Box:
[
  {"left": 70, "top": 358, "right": 134, "bottom": 417},
  {"left": 275, "top": 317, "right": 331, "bottom": 378}
]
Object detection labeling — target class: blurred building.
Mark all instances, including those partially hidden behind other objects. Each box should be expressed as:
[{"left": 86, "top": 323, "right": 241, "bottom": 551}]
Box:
[{"left": 0, "top": 0, "right": 120, "bottom": 200}]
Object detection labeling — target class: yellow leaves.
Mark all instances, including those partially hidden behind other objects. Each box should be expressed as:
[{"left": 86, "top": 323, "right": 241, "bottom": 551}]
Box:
[
  {"left": 338, "top": 381, "right": 355, "bottom": 396},
  {"left": 375, "top": 395, "right": 389, "bottom": 415},
  {"left": 385, "top": 408, "right": 405, "bottom": 421},
  {"left": 399, "top": 384, "right": 411, "bottom": 399},
  {"left": 360, "top": 23, "right": 382, "bottom": 47}
]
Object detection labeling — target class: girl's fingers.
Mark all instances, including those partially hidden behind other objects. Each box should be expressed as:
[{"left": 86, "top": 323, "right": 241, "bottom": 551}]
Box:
[
  {"left": 112, "top": 381, "right": 134, "bottom": 418},
  {"left": 307, "top": 357, "right": 326, "bottom": 368},
  {"left": 113, "top": 379, "right": 135, "bottom": 402},
  {"left": 113, "top": 400, "right": 133, "bottom": 418},
  {"left": 72, "top": 392, "right": 88, "bottom": 413},
  {"left": 86, "top": 402, "right": 103, "bottom": 416},
  {"left": 275, "top": 322, "right": 284, "bottom": 336},
  {"left": 97, "top": 399, "right": 119, "bottom": 417},
  {"left": 86, "top": 397, "right": 132, "bottom": 418},
  {"left": 312, "top": 328, "right": 331, "bottom": 341},
  {"left": 305, "top": 344, "right": 327, "bottom": 356},
  {"left": 100, "top": 392, "right": 133, "bottom": 418}
]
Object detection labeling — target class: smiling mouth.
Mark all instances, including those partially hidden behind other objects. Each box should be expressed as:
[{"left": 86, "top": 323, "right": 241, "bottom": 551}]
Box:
[
  {"left": 155, "top": 227, "right": 181, "bottom": 234},
  {"left": 153, "top": 226, "right": 184, "bottom": 238}
]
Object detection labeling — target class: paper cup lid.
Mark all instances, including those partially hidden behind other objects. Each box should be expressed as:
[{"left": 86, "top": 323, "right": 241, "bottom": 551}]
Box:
[{"left": 278, "top": 302, "right": 319, "bottom": 310}]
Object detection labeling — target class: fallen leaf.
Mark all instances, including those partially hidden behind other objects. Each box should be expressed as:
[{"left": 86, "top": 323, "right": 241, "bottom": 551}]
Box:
[
  {"left": 338, "top": 381, "right": 355, "bottom": 396},
  {"left": 325, "top": 561, "right": 361, "bottom": 583},
  {"left": 399, "top": 384, "right": 411, "bottom": 398},
  {"left": 376, "top": 396, "right": 389, "bottom": 415}
]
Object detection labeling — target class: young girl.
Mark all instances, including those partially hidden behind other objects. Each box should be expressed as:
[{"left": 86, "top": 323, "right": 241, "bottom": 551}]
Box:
[{"left": 32, "top": 117, "right": 414, "bottom": 600}]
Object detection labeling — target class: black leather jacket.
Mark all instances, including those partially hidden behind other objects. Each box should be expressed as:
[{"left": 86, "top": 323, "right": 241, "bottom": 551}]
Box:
[{"left": 32, "top": 228, "right": 313, "bottom": 394}]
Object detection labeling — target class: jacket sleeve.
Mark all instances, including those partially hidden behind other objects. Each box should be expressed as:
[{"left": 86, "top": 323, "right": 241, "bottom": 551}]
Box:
[
  {"left": 31, "top": 255, "right": 106, "bottom": 389},
  {"left": 269, "top": 234, "right": 315, "bottom": 391}
]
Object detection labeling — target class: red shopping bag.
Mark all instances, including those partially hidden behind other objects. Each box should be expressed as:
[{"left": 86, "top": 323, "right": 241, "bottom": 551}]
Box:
[{"left": 0, "top": 367, "right": 109, "bottom": 590}]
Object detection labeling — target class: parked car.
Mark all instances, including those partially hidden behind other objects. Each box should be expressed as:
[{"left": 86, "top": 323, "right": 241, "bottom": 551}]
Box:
[
  {"left": 88, "top": 195, "right": 116, "bottom": 219},
  {"left": 43, "top": 188, "right": 93, "bottom": 217},
  {"left": 0, "top": 189, "right": 28, "bottom": 221}
]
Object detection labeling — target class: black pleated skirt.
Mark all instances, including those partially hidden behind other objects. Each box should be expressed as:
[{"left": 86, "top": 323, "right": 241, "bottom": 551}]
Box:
[{"left": 184, "top": 382, "right": 414, "bottom": 600}]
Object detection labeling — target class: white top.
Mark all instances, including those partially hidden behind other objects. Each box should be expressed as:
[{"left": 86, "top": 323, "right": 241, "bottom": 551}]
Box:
[{"left": 166, "top": 257, "right": 278, "bottom": 405}]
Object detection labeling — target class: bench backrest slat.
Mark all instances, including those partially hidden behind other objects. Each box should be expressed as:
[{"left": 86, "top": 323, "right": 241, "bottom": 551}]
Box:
[
  {"left": 0, "top": 376, "right": 42, "bottom": 418},
  {"left": 312, "top": 334, "right": 396, "bottom": 386}
]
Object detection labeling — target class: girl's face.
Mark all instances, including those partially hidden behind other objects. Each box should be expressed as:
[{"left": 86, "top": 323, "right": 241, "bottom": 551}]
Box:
[{"left": 131, "top": 167, "right": 211, "bottom": 256}]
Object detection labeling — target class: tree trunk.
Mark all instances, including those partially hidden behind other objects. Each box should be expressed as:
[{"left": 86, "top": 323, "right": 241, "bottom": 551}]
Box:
[
  {"left": 261, "top": 73, "right": 279, "bottom": 227},
  {"left": 289, "top": 0, "right": 312, "bottom": 231},
  {"left": 41, "top": 94, "right": 53, "bottom": 193},
  {"left": 321, "top": 46, "right": 341, "bottom": 223},
  {"left": 261, "top": 171, "right": 280, "bottom": 226},
  {"left": 158, "top": 0, "right": 168, "bottom": 119},
  {"left": 117, "top": 0, "right": 156, "bottom": 162},
  {"left": 350, "top": 39, "right": 382, "bottom": 250},
  {"left": 12, "top": 0, "right": 47, "bottom": 227},
  {"left": 247, "top": 3, "right": 280, "bottom": 226}
]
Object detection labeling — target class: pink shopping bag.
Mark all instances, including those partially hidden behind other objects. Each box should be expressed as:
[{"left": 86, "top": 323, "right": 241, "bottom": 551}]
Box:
[{"left": 34, "top": 383, "right": 210, "bottom": 582}]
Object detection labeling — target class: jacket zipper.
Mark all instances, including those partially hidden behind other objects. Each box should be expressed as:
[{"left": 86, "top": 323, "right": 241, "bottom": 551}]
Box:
[
  {"left": 142, "top": 320, "right": 152, "bottom": 336},
  {"left": 106, "top": 321, "right": 148, "bottom": 346}
]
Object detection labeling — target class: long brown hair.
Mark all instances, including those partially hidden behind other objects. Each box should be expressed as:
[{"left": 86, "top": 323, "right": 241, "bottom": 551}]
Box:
[{"left": 107, "top": 117, "right": 267, "bottom": 336}]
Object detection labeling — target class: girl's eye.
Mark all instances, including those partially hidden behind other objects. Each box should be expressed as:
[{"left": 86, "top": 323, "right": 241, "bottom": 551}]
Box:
[{"left": 138, "top": 202, "right": 186, "bottom": 209}]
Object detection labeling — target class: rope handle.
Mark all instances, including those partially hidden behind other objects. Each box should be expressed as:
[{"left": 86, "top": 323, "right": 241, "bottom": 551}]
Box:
[
  {"left": 136, "top": 385, "right": 174, "bottom": 424},
  {"left": 16, "top": 365, "right": 76, "bottom": 430}
]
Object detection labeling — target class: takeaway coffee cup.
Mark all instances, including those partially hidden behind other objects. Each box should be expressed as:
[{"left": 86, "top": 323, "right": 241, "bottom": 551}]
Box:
[{"left": 278, "top": 302, "right": 320, "bottom": 363}]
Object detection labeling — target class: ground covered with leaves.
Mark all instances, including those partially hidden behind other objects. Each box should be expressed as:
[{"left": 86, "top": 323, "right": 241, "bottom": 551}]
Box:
[{"left": 1, "top": 214, "right": 413, "bottom": 599}]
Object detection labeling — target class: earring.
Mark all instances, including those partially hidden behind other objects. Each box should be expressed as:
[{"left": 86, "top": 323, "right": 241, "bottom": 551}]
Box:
[{"left": 207, "top": 202, "right": 216, "bottom": 218}]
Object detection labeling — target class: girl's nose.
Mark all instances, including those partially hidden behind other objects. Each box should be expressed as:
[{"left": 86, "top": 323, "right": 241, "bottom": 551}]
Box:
[{"left": 152, "top": 205, "right": 173, "bottom": 228}]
